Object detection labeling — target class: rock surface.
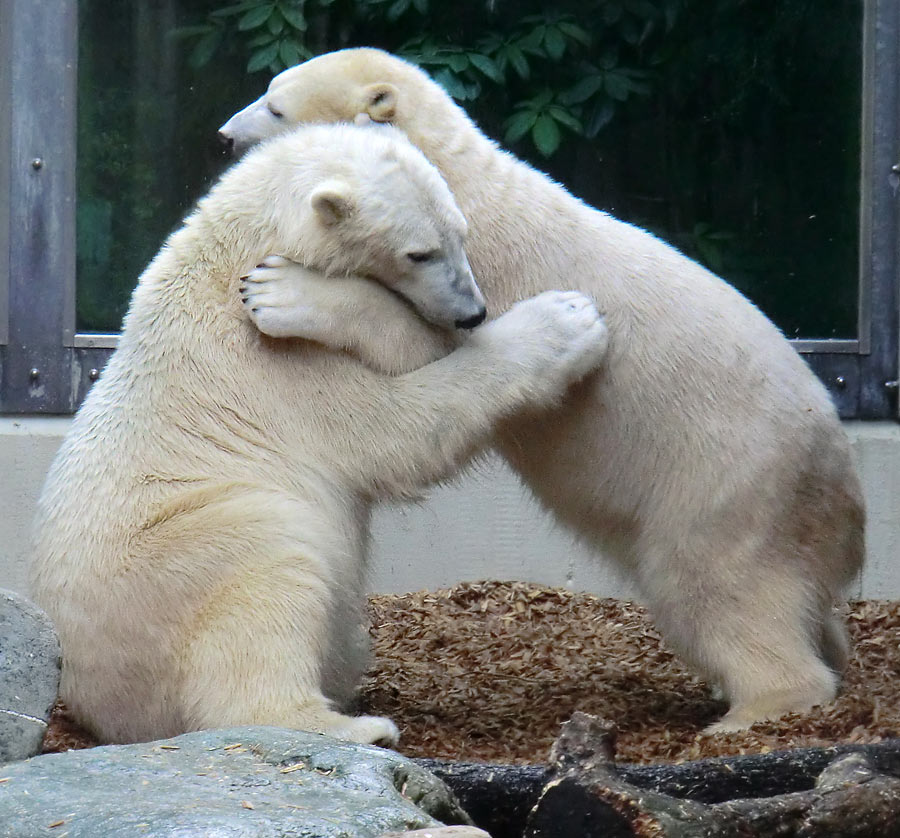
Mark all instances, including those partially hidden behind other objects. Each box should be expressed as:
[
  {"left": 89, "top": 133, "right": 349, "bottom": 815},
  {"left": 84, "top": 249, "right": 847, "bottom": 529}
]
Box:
[
  {"left": 379, "top": 828, "right": 490, "bottom": 837},
  {"left": 0, "top": 589, "right": 60, "bottom": 764},
  {"left": 0, "top": 726, "right": 471, "bottom": 837}
]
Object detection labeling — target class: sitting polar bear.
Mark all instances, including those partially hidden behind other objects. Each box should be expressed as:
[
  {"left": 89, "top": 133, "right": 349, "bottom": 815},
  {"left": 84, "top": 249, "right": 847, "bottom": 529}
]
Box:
[
  {"left": 218, "top": 47, "right": 866, "bottom": 732},
  {"left": 29, "top": 122, "right": 609, "bottom": 745}
]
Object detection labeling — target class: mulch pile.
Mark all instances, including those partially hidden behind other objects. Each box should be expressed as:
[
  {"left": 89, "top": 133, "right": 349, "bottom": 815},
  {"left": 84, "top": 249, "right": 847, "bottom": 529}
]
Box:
[{"left": 44, "top": 580, "right": 900, "bottom": 765}]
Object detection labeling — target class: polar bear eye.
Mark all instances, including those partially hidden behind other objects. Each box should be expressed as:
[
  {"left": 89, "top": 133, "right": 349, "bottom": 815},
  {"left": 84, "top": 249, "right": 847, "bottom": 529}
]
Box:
[
  {"left": 407, "top": 251, "right": 436, "bottom": 264},
  {"left": 267, "top": 103, "right": 284, "bottom": 119}
]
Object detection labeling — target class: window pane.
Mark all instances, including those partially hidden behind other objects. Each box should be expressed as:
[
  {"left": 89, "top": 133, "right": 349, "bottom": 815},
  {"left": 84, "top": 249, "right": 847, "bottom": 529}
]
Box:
[
  {"left": 539, "top": 1, "right": 863, "bottom": 341},
  {"left": 76, "top": 0, "right": 260, "bottom": 332},
  {"left": 77, "top": 0, "right": 863, "bottom": 340}
]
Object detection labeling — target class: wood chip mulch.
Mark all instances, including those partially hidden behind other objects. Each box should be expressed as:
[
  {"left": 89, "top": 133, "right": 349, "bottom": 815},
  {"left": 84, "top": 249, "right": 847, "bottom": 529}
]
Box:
[{"left": 44, "top": 580, "right": 900, "bottom": 766}]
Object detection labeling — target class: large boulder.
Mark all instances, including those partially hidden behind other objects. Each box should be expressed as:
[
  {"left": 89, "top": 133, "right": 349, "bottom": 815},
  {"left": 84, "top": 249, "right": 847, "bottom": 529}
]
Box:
[
  {"left": 0, "top": 726, "right": 471, "bottom": 837},
  {"left": 0, "top": 589, "right": 60, "bottom": 763}
]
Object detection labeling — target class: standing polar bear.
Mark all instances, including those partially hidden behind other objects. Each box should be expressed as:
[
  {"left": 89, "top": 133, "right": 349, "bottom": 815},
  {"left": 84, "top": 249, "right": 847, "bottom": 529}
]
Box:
[
  {"left": 219, "top": 47, "right": 866, "bottom": 732},
  {"left": 30, "top": 123, "right": 609, "bottom": 745}
]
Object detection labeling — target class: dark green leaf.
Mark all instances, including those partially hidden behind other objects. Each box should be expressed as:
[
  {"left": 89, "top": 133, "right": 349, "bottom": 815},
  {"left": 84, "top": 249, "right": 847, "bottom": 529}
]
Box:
[
  {"left": 506, "top": 45, "right": 529, "bottom": 79},
  {"left": 562, "top": 74, "right": 604, "bottom": 104},
  {"left": 211, "top": 1, "right": 259, "bottom": 19},
  {"left": 189, "top": 30, "right": 222, "bottom": 68},
  {"left": 548, "top": 105, "right": 582, "bottom": 133},
  {"left": 695, "top": 238, "right": 723, "bottom": 272},
  {"left": 267, "top": 11, "right": 284, "bottom": 35},
  {"left": 625, "top": 0, "right": 659, "bottom": 19},
  {"left": 433, "top": 68, "right": 476, "bottom": 101},
  {"left": 447, "top": 53, "right": 469, "bottom": 73},
  {"left": 664, "top": 0, "right": 680, "bottom": 30},
  {"left": 599, "top": 48, "right": 618, "bottom": 70},
  {"left": 638, "top": 17, "right": 655, "bottom": 45},
  {"left": 532, "top": 113, "right": 561, "bottom": 157},
  {"left": 604, "top": 72, "right": 631, "bottom": 101},
  {"left": 603, "top": 3, "right": 623, "bottom": 25},
  {"left": 558, "top": 21, "right": 591, "bottom": 46},
  {"left": 247, "top": 40, "right": 279, "bottom": 72},
  {"left": 387, "top": 0, "right": 410, "bottom": 21},
  {"left": 412, "top": 0, "right": 429, "bottom": 13},
  {"left": 247, "top": 30, "right": 276, "bottom": 48},
  {"left": 476, "top": 32, "right": 504, "bottom": 55},
  {"left": 620, "top": 17, "right": 640, "bottom": 45},
  {"left": 584, "top": 100, "right": 615, "bottom": 137},
  {"left": 280, "top": 5, "right": 307, "bottom": 30},
  {"left": 170, "top": 24, "right": 214, "bottom": 40},
  {"left": 238, "top": 4, "right": 274, "bottom": 31},
  {"left": 504, "top": 109, "right": 537, "bottom": 142},
  {"left": 627, "top": 78, "right": 652, "bottom": 96},
  {"left": 528, "top": 88, "right": 554, "bottom": 109},
  {"left": 468, "top": 53, "right": 504, "bottom": 83},
  {"left": 278, "top": 38, "right": 304, "bottom": 68},
  {"left": 545, "top": 27, "right": 566, "bottom": 60},
  {"left": 517, "top": 26, "right": 545, "bottom": 55}
]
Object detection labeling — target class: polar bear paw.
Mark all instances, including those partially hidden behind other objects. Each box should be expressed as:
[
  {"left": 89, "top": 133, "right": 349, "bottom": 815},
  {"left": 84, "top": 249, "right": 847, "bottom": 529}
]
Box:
[
  {"left": 323, "top": 714, "right": 400, "bottom": 748},
  {"left": 477, "top": 290, "right": 609, "bottom": 402},
  {"left": 240, "top": 255, "right": 338, "bottom": 341}
]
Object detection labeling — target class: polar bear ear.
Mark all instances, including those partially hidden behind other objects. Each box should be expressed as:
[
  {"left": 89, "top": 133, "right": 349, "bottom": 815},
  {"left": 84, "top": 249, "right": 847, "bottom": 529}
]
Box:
[
  {"left": 361, "top": 83, "right": 399, "bottom": 123},
  {"left": 310, "top": 181, "right": 354, "bottom": 225}
]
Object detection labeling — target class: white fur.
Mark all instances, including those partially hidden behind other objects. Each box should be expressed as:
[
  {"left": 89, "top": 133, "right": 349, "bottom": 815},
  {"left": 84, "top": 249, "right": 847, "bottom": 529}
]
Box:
[
  {"left": 29, "top": 123, "right": 609, "bottom": 745},
  {"left": 219, "top": 48, "right": 867, "bottom": 732}
]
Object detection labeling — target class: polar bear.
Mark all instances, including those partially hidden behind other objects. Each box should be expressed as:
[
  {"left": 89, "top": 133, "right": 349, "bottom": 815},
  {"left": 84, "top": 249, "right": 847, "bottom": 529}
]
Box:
[
  {"left": 218, "top": 48, "right": 866, "bottom": 732},
  {"left": 29, "top": 122, "right": 609, "bottom": 745}
]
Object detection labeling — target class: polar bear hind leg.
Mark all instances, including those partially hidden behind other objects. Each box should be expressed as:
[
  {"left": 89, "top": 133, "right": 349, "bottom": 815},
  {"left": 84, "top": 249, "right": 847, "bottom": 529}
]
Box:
[
  {"left": 148, "top": 485, "right": 397, "bottom": 746},
  {"left": 643, "top": 536, "right": 840, "bottom": 735},
  {"left": 179, "top": 562, "right": 398, "bottom": 745}
]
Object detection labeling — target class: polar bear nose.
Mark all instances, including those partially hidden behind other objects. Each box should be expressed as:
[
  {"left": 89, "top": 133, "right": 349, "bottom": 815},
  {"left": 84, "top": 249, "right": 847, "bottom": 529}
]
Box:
[
  {"left": 218, "top": 131, "right": 235, "bottom": 154},
  {"left": 455, "top": 307, "right": 487, "bottom": 330}
]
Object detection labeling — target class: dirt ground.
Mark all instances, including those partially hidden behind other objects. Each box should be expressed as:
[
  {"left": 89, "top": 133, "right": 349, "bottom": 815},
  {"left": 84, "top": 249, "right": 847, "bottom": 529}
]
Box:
[{"left": 44, "top": 580, "right": 900, "bottom": 766}]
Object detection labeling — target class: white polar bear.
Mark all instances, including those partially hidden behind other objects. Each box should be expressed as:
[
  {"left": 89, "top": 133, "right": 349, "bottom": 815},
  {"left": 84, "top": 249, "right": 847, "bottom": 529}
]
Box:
[
  {"left": 218, "top": 48, "right": 866, "bottom": 733},
  {"left": 29, "top": 122, "right": 609, "bottom": 745}
]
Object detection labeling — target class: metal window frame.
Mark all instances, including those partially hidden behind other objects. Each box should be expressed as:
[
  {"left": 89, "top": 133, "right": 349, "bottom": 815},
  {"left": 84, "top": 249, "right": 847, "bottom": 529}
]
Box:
[
  {"left": 0, "top": 0, "right": 108, "bottom": 413},
  {"left": 799, "top": 0, "right": 900, "bottom": 418},
  {"left": 0, "top": 0, "right": 12, "bottom": 350},
  {"left": 0, "top": 0, "right": 898, "bottom": 417}
]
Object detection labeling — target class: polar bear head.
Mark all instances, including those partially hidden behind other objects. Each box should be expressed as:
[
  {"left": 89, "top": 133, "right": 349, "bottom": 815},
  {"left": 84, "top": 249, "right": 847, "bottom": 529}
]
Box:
[
  {"left": 223, "top": 122, "right": 485, "bottom": 329},
  {"left": 218, "top": 48, "right": 447, "bottom": 156}
]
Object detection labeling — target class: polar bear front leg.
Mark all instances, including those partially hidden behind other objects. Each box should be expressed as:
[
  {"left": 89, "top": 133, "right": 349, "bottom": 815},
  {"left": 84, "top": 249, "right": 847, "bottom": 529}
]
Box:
[
  {"left": 330, "top": 290, "right": 609, "bottom": 497},
  {"left": 241, "top": 256, "right": 452, "bottom": 374}
]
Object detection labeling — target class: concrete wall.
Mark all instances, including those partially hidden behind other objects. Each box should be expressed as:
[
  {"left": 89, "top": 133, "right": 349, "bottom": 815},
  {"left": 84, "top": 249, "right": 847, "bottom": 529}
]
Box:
[{"left": 1, "top": 417, "right": 897, "bottom": 600}]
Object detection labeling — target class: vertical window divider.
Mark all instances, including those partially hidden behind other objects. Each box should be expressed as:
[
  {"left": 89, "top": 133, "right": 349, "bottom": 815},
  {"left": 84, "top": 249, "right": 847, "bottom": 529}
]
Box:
[
  {"left": 860, "top": 0, "right": 900, "bottom": 416},
  {"left": 0, "top": 0, "right": 12, "bottom": 350},
  {"left": 1, "top": 0, "right": 79, "bottom": 413}
]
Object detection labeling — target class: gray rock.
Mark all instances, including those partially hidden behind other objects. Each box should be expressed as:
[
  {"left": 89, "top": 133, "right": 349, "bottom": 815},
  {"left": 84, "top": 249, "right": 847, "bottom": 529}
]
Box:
[
  {"left": 379, "top": 828, "right": 490, "bottom": 837},
  {"left": 0, "top": 726, "right": 472, "bottom": 837},
  {"left": 0, "top": 589, "right": 60, "bottom": 763}
]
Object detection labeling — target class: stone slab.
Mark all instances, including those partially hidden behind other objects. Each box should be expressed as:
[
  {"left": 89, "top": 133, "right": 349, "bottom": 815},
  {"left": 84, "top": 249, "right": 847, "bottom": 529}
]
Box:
[{"left": 0, "top": 726, "right": 471, "bottom": 837}]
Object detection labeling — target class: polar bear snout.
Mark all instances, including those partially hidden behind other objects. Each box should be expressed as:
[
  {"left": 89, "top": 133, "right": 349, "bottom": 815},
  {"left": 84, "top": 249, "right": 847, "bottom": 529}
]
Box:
[
  {"left": 218, "top": 96, "right": 290, "bottom": 156},
  {"left": 455, "top": 308, "right": 487, "bottom": 330},
  {"left": 217, "top": 131, "right": 235, "bottom": 154}
]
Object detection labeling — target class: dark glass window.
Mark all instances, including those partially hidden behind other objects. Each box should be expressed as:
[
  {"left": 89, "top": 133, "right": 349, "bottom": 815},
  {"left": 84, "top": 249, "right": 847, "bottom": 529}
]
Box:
[
  {"left": 75, "top": 0, "right": 863, "bottom": 343},
  {"left": 76, "top": 0, "right": 259, "bottom": 332},
  {"left": 2, "top": 1, "right": 897, "bottom": 416}
]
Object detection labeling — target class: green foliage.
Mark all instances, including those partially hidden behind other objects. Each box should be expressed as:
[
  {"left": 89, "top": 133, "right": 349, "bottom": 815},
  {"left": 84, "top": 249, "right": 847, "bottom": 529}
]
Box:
[
  {"left": 77, "top": 0, "right": 864, "bottom": 340},
  {"left": 180, "top": 1, "right": 665, "bottom": 158},
  {"left": 173, "top": 0, "right": 323, "bottom": 73}
]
